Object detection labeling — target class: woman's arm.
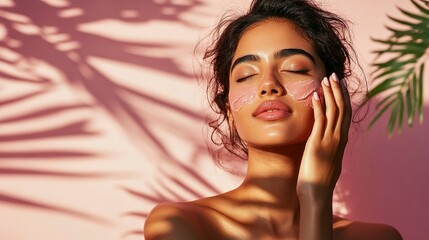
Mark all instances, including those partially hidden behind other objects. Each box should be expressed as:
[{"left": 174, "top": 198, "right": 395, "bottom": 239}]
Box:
[
  {"left": 144, "top": 203, "right": 204, "bottom": 240},
  {"left": 297, "top": 73, "right": 351, "bottom": 240}
]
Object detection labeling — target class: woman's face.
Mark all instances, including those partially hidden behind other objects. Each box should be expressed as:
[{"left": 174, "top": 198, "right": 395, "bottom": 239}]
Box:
[{"left": 228, "top": 19, "right": 326, "bottom": 148}]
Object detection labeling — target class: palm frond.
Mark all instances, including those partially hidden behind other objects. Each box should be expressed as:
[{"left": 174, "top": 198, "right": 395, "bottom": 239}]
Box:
[{"left": 368, "top": 0, "right": 429, "bottom": 135}]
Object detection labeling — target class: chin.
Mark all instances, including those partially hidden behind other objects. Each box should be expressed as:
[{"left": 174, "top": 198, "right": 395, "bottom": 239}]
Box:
[
  {"left": 235, "top": 119, "right": 312, "bottom": 148},
  {"left": 242, "top": 129, "right": 310, "bottom": 148},
  {"left": 251, "top": 138, "right": 307, "bottom": 148}
]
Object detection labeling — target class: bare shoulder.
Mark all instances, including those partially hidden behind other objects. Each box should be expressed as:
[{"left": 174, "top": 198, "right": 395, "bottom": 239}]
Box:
[
  {"left": 144, "top": 202, "right": 204, "bottom": 240},
  {"left": 334, "top": 217, "right": 403, "bottom": 240}
]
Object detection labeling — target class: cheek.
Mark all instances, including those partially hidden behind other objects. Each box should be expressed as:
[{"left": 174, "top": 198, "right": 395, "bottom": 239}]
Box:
[
  {"left": 228, "top": 84, "right": 258, "bottom": 112},
  {"left": 283, "top": 79, "right": 322, "bottom": 107}
]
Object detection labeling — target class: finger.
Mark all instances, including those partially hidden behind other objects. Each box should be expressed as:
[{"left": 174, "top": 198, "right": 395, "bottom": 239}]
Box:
[
  {"left": 310, "top": 91, "right": 324, "bottom": 140},
  {"left": 340, "top": 78, "right": 352, "bottom": 134},
  {"left": 321, "top": 76, "right": 338, "bottom": 136},
  {"left": 329, "top": 73, "right": 347, "bottom": 133}
]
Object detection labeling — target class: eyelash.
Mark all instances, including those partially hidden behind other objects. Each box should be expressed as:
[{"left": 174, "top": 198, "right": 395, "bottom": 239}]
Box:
[
  {"left": 284, "top": 69, "right": 309, "bottom": 74},
  {"left": 236, "top": 74, "right": 257, "bottom": 82},
  {"left": 236, "top": 69, "right": 309, "bottom": 82}
]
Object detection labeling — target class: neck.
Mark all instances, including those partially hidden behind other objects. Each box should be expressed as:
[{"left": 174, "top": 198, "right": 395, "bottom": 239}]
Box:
[{"left": 235, "top": 143, "right": 305, "bottom": 231}]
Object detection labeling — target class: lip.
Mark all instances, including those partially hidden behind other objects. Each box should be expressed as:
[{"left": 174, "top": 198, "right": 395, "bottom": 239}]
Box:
[{"left": 253, "top": 100, "right": 292, "bottom": 121}]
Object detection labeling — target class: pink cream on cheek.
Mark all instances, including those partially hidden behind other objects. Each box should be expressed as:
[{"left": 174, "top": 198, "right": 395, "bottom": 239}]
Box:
[
  {"left": 228, "top": 79, "right": 322, "bottom": 111},
  {"left": 229, "top": 83, "right": 258, "bottom": 112},
  {"left": 283, "top": 79, "right": 322, "bottom": 107}
]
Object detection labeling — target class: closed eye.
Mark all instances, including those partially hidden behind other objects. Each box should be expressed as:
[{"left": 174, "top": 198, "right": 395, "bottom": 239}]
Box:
[
  {"left": 283, "top": 69, "right": 310, "bottom": 74},
  {"left": 236, "top": 74, "right": 257, "bottom": 82}
]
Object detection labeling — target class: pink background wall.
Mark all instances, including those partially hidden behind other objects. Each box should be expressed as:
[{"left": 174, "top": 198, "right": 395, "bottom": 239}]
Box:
[{"left": 0, "top": 0, "right": 428, "bottom": 239}]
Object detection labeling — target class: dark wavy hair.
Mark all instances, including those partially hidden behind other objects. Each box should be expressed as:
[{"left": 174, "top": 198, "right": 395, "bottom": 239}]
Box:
[{"left": 203, "top": 0, "right": 364, "bottom": 163}]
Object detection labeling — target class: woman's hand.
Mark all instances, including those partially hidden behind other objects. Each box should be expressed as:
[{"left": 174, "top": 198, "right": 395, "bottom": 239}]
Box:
[
  {"left": 296, "top": 73, "right": 352, "bottom": 240},
  {"left": 297, "top": 72, "right": 352, "bottom": 198}
]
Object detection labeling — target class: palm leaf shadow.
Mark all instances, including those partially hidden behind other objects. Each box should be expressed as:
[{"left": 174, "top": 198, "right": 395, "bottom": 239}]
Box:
[
  {"left": 0, "top": 192, "right": 109, "bottom": 225},
  {"left": 120, "top": 155, "right": 222, "bottom": 238},
  {"left": 2, "top": 0, "right": 207, "bottom": 156},
  {"left": 0, "top": 89, "right": 108, "bottom": 222},
  {"left": 0, "top": 0, "right": 216, "bottom": 231}
]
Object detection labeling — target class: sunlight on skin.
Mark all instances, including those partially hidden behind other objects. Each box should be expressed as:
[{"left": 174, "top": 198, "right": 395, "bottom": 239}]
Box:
[{"left": 147, "top": 220, "right": 174, "bottom": 239}]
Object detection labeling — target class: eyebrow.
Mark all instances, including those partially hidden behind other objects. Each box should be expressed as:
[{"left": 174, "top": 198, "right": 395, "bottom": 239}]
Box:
[{"left": 230, "top": 48, "right": 316, "bottom": 73}]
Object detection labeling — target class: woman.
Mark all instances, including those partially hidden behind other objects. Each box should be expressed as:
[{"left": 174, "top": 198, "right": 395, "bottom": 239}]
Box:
[{"left": 144, "top": 0, "right": 403, "bottom": 239}]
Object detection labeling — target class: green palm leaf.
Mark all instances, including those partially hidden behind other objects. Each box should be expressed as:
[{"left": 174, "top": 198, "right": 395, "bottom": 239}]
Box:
[{"left": 368, "top": 0, "right": 428, "bottom": 135}]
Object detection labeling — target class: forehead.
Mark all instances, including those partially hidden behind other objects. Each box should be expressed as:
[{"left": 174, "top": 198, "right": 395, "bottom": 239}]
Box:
[{"left": 233, "top": 19, "right": 318, "bottom": 62}]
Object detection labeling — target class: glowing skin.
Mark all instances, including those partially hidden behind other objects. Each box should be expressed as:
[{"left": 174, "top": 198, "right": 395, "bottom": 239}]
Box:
[
  {"left": 284, "top": 79, "right": 322, "bottom": 107},
  {"left": 285, "top": 79, "right": 320, "bottom": 100},
  {"left": 229, "top": 79, "right": 321, "bottom": 112},
  {"left": 229, "top": 82, "right": 258, "bottom": 112}
]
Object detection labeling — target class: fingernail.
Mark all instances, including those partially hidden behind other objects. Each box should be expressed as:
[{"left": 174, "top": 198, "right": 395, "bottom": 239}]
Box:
[
  {"left": 323, "top": 77, "right": 330, "bottom": 87},
  {"left": 331, "top": 72, "right": 339, "bottom": 82},
  {"left": 313, "top": 92, "right": 320, "bottom": 101}
]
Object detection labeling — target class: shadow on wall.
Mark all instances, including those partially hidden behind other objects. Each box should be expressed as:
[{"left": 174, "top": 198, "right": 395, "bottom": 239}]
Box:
[{"left": 0, "top": 0, "right": 222, "bottom": 237}]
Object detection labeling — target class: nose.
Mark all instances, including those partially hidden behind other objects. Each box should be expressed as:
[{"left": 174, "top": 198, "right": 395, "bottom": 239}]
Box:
[{"left": 258, "top": 74, "right": 284, "bottom": 97}]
